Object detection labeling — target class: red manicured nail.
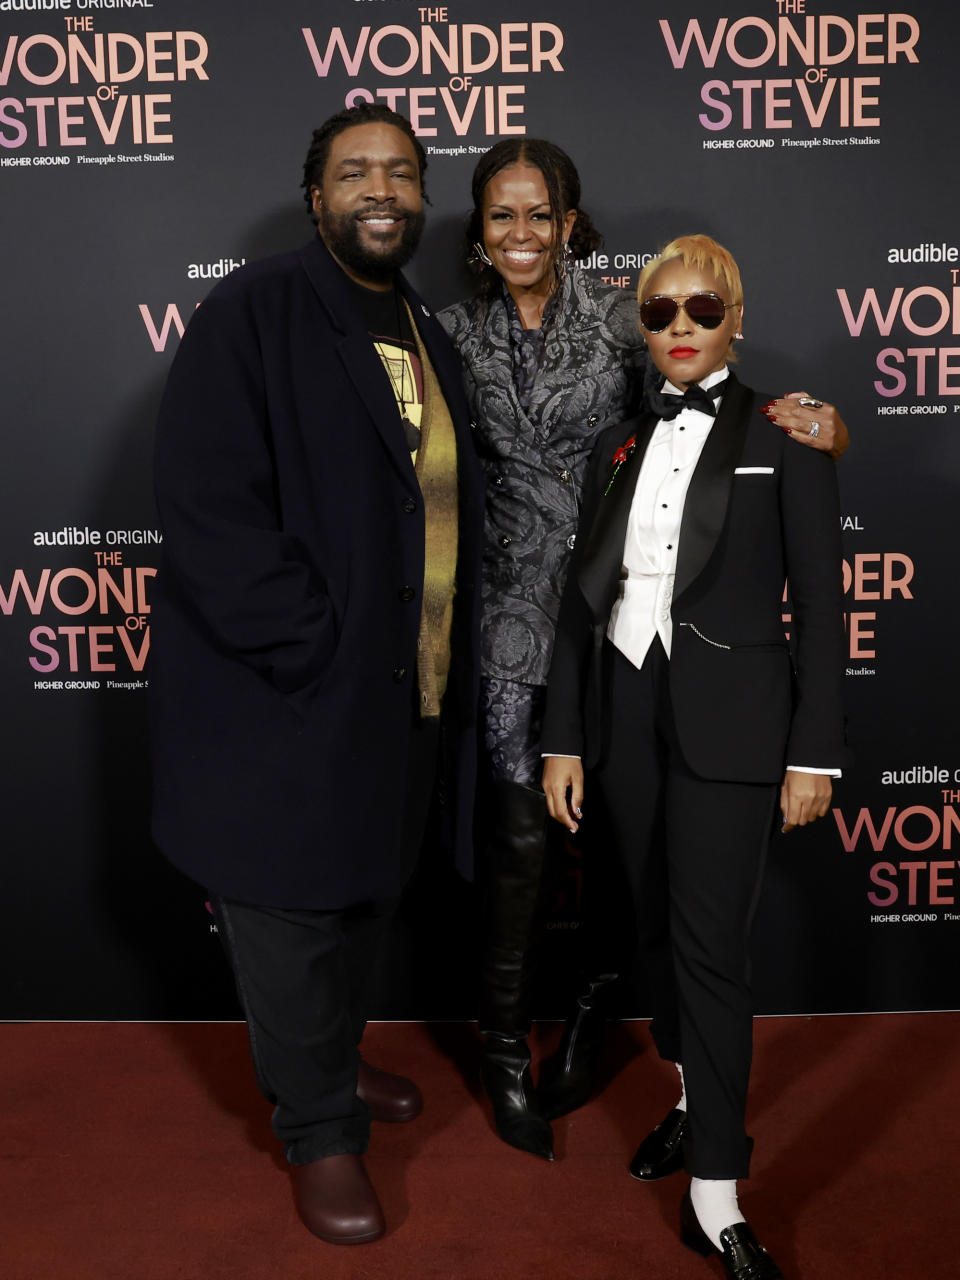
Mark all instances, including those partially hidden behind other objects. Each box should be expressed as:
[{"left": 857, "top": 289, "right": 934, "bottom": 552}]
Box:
[
  {"left": 761, "top": 400, "right": 777, "bottom": 411},
  {"left": 781, "top": 426, "right": 793, "bottom": 434}
]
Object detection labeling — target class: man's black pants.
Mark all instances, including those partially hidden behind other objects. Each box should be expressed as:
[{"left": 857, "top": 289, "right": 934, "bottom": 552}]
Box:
[{"left": 210, "top": 712, "right": 440, "bottom": 1166}]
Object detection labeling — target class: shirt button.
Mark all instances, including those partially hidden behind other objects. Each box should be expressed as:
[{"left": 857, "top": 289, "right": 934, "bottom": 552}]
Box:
[
  {"left": 666, "top": 543, "right": 673, "bottom": 550},
  {"left": 402, "top": 497, "right": 417, "bottom": 513},
  {"left": 399, "top": 586, "right": 415, "bottom": 601},
  {"left": 500, "top": 535, "right": 512, "bottom": 548},
  {"left": 567, "top": 534, "right": 577, "bottom": 550},
  {"left": 673, "top": 468, "right": 679, "bottom": 473},
  {"left": 661, "top": 503, "right": 668, "bottom": 508},
  {"left": 393, "top": 666, "right": 406, "bottom": 682},
  {"left": 679, "top": 426, "right": 686, "bottom": 432}
]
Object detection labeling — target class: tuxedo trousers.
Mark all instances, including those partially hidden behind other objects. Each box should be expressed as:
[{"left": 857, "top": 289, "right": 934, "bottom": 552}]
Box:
[
  {"left": 594, "top": 638, "right": 777, "bottom": 1179},
  {"left": 210, "top": 711, "right": 440, "bottom": 1166}
]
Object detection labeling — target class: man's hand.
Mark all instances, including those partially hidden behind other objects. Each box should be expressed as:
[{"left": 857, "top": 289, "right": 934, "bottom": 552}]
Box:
[
  {"left": 762, "top": 392, "right": 850, "bottom": 461},
  {"left": 780, "top": 770, "right": 833, "bottom": 833},
  {"left": 543, "top": 756, "right": 584, "bottom": 834}
]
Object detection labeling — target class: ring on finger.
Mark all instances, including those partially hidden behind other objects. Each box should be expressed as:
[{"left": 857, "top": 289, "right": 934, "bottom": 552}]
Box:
[
  {"left": 808, "top": 421, "right": 821, "bottom": 438},
  {"left": 798, "top": 396, "right": 824, "bottom": 408}
]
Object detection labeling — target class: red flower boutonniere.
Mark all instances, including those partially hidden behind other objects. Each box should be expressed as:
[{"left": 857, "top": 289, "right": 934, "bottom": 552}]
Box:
[{"left": 604, "top": 435, "right": 636, "bottom": 496}]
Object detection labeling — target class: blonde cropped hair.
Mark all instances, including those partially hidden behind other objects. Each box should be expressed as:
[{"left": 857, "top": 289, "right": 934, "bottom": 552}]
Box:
[{"left": 638, "top": 234, "right": 743, "bottom": 307}]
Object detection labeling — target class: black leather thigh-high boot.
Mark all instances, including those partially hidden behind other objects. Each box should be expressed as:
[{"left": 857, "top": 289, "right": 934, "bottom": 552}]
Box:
[
  {"left": 478, "top": 780, "right": 555, "bottom": 1160},
  {"left": 537, "top": 971, "right": 618, "bottom": 1120}
]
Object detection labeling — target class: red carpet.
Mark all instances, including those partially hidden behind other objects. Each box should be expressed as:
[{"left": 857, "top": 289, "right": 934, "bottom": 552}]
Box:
[{"left": 2, "top": 1015, "right": 957, "bottom": 1279}]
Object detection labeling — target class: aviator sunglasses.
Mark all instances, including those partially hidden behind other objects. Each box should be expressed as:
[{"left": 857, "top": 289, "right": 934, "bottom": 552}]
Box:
[{"left": 640, "top": 292, "right": 737, "bottom": 333}]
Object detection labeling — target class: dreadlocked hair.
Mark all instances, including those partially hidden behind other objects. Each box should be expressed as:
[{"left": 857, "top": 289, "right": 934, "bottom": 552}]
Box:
[{"left": 300, "top": 104, "right": 429, "bottom": 220}]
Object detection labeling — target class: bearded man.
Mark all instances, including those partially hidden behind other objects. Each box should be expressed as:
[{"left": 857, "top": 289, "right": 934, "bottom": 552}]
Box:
[{"left": 150, "top": 105, "right": 483, "bottom": 1245}]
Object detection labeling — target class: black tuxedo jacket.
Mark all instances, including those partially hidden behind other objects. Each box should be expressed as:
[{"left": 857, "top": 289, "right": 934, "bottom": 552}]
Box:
[
  {"left": 541, "top": 373, "right": 848, "bottom": 784},
  {"left": 150, "top": 236, "right": 484, "bottom": 909}
]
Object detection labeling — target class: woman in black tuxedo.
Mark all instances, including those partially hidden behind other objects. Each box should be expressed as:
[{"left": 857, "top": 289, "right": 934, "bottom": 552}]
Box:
[{"left": 542, "top": 235, "right": 847, "bottom": 1279}]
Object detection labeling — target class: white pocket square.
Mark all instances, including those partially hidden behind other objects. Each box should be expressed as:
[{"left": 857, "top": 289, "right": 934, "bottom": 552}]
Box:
[{"left": 735, "top": 467, "right": 775, "bottom": 475}]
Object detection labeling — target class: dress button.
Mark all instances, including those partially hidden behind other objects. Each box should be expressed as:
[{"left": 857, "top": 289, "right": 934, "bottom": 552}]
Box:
[
  {"left": 494, "top": 474, "right": 504, "bottom": 486},
  {"left": 567, "top": 534, "right": 577, "bottom": 550},
  {"left": 470, "top": 420, "right": 477, "bottom": 430},
  {"left": 393, "top": 666, "right": 406, "bottom": 682},
  {"left": 399, "top": 586, "right": 415, "bottom": 601},
  {"left": 587, "top": 414, "right": 599, "bottom": 427},
  {"left": 402, "top": 497, "right": 417, "bottom": 513},
  {"left": 558, "top": 469, "right": 571, "bottom": 483},
  {"left": 500, "top": 535, "right": 512, "bottom": 548}
]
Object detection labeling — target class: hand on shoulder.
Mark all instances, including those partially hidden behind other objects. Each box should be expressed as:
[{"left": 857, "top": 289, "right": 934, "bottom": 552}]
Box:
[{"left": 761, "top": 392, "right": 850, "bottom": 460}]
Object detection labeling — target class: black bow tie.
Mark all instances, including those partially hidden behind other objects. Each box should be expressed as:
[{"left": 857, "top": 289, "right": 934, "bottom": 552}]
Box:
[{"left": 649, "top": 379, "right": 727, "bottom": 421}]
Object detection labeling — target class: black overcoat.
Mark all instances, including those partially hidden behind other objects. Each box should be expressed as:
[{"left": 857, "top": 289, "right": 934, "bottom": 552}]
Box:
[{"left": 150, "top": 236, "right": 484, "bottom": 909}]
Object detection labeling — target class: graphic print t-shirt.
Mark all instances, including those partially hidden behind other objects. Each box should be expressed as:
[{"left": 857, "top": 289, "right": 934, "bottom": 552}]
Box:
[{"left": 348, "top": 279, "right": 424, "bottom": 459}]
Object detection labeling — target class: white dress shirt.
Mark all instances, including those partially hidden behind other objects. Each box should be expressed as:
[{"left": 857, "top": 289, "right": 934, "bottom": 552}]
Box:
[{"left": 607, "top": 366, "right": 728, "bottom": 668}]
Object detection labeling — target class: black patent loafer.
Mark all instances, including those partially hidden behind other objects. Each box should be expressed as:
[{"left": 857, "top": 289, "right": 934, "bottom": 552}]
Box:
[
  {"left": 681, "top": 1188, "right": 784, "bottom": 1279},
  {"left": 628, "top": 1106, "right": 687, "bottom": 1180}
]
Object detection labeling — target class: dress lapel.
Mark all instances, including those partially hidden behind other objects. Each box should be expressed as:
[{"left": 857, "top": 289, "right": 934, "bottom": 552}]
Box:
[
  {"left": 531, "top": 271, "right": 603, "bottom": 436},
  {"left": 577, "top": 413, "right": 657, "bottom": 623},
  {"left": 673, "top": 373, "right": 754, "bottom": 604}
]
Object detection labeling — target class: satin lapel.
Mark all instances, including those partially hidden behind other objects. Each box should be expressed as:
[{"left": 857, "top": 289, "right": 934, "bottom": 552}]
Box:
[
  {"left": 577, "top": 413, "right": 657, "bottom": 622},
  {"left": 298, "top": 239, "right": 414, "bottom": 483},
  {"left": 673, "top": 375, "right": 754, "bottom": 604}
]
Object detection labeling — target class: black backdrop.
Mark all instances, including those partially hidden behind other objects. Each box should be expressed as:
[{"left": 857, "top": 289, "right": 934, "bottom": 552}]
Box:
[{"left": 2, "top": 0, "right": 958, "bottom": 1019}]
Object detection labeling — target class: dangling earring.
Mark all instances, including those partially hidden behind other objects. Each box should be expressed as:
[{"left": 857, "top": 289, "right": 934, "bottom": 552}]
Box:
[
  {"left": 555, "top": 241, "right": 573, "bottom": 283},
  {"left": 735, "top": 330, "right": 744, "bottom": 340},
  {"left": 468, "top": 241, "right": 492, "bottom": 268}
]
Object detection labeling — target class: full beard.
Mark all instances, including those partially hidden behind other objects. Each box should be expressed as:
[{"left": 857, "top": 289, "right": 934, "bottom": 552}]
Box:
[{"left": 319, "top": 204, "right": 426, "bottom": 283}]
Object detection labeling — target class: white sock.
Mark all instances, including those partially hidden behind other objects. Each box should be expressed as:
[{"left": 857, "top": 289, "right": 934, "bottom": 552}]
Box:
[
  {"left": 675, "top": 1063, "right": 687, "bottom": 1112},
  {"left": 690, "top": 1177, "right": 746, "bottom": 1253}
]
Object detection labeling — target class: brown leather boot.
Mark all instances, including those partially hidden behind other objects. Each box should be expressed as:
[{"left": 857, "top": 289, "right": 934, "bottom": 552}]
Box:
[{"left": 357, "top": 1060, "right": 423, "bottom": 1123}]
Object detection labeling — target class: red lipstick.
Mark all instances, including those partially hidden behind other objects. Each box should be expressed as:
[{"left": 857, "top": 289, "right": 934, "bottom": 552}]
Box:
[{"left": 669, "top": 347, "right": 697, "bottom": 358}]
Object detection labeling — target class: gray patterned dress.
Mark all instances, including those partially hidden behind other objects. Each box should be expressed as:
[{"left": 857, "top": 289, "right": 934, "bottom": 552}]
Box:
[{"left": 440, "top": 268, "right": 647, "bottom": 783}]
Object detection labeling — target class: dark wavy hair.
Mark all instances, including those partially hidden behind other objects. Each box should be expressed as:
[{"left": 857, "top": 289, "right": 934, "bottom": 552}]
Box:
[
  {"left": 465, "top": 138, "right": 603, "bottom": 295},
  {"left": 301, "top": 104, "right": 429, "bottom": 221}
]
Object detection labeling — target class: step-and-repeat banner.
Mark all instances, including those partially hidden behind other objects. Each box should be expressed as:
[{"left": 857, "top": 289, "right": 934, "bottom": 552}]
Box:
[{"left": 2, "top": 1, "right": 957, "bottom": 1018}]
